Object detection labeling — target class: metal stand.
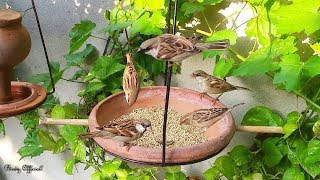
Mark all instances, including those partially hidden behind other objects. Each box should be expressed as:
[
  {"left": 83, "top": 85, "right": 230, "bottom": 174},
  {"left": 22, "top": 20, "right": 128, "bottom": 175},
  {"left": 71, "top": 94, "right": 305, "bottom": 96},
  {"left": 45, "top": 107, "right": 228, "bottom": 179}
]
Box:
[
  {"left": 30, "top": 0, "right": 55, "bottom": 95},
  {"left": 162, "top": 0, "right": 179, "bottom": 167}
]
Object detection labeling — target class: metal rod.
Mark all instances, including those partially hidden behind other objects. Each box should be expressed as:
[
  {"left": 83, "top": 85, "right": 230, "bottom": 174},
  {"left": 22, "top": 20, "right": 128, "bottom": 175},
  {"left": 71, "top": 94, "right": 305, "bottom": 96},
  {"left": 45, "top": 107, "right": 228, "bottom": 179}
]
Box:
[
  {"left": 164, "top": 0, "right": 173, "bottom": 86},
  {"left": 103, "top": 36, "right": 111, "bottom": 55},
  {"left": 162, "top": 0, "right": 178, "bottom": 167},
  {"left": 31, "top": 0, "right": 55, "bottom": 95},
  {"left": 236, "top": 126, "right": 283, "bottom": 134}
]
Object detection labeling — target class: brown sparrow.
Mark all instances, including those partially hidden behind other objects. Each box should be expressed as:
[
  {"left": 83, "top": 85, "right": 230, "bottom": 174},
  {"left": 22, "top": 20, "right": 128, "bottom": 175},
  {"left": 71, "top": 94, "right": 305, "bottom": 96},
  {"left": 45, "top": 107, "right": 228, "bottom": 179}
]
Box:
[
  {"left": 190, "top": 70, "right": 250, "bottom": 102},
  {"left": 137, "top": 34, "right": 228, "bottom": 63},
  {"left": 123, "top": 53, "right": 140, "bottom": 106},
  {"left": 180, "top": 103, "right": 245, "bottom": 128},
  {"left": 78, "top": 119, "right": 151, "bottom": 149}
]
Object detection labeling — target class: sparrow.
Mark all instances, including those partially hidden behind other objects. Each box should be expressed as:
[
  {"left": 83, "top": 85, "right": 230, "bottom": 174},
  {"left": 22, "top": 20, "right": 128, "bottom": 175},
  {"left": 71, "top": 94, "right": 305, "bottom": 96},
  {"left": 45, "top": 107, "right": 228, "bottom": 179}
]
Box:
[
  {"left": 180, "top": 103, "right": 245, "bottom": 128},
  {"left": 137, "top": 34, "right": 228, "bottom": 63},
  {"left": 190, "top": 70, "right": 250, "bottom": 102},
  {"left": 123, "top": 53, "right": 140, "bottom": 106},
  {"left": 78, "top": 119, "right": 151, "bottom": 149}
]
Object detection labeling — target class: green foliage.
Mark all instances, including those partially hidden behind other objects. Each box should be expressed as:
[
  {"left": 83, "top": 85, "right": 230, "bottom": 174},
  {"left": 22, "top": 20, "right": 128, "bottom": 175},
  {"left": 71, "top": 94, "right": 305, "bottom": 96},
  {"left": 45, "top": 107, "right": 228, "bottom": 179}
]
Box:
[
  {"left": 165, "top": 166, "right": 187, "bottom": 180},
  {"left": 69, "top": 20, "right": 96, "bottom": 54},
  {"left": 0, "top": 119, "right": 5, "bottom": 135},
  {"left": 241, "top": 106, "right": 283, "bottom": 126},
  {"left": 18, "top": 131, "right": 44, "bottom": 159}
]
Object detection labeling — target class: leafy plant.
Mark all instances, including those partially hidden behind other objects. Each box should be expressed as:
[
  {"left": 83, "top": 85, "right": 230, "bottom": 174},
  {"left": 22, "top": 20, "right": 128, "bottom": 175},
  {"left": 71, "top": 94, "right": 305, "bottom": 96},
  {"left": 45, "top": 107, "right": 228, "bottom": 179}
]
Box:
[{"left": 2, "top": 0, "right": 319, "bottom": 179}]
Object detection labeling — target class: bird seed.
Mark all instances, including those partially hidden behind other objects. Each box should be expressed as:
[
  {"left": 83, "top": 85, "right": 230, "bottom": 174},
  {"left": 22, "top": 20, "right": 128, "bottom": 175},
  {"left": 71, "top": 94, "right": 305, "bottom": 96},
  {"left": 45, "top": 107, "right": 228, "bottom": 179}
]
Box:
[{"left": 113, "top": 106, "right": 207, "bottom": 148}]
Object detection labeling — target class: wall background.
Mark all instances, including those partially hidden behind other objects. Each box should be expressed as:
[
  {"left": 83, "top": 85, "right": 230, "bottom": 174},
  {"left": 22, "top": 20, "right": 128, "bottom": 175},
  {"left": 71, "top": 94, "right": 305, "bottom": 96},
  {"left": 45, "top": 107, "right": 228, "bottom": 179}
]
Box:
[{"left": 0, "top": 0, "right": 305, "bottom": 179}]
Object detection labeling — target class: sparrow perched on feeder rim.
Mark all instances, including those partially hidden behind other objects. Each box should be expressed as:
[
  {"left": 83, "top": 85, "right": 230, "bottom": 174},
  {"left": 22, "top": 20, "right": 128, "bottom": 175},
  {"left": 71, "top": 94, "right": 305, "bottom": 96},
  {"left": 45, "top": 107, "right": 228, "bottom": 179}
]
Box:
[
  {"left": 180, "top": 103, "right": 245, "bottom": 129},
  {"left": 123, "top": 53, "right": 140, "bottom": 106},
  {"left": 190, "top": 70, "right": 250, "bottom": 104},
  {"left": 78, "top": 119, "right": 151, "bottom": 150},
  {"left": 137, "top": 34, "right": 228, "bottom": 66}
]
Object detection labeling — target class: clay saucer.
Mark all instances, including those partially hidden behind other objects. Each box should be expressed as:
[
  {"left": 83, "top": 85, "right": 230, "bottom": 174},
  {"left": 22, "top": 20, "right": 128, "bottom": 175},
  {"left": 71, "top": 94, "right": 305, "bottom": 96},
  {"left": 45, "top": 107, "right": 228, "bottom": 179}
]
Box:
[
  {"left": 89, "top": 86, "right": 235, "bottom": 165},
  {"left": 0, "top": 82, "right": 47, "bottom": 118}
]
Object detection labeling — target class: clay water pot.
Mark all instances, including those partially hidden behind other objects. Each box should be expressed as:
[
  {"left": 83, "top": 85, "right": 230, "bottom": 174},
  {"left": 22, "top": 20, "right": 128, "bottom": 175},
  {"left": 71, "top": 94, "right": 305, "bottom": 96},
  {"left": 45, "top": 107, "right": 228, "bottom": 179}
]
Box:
[{"left": 0, "top": 9, "right": 31, "bottom": 103}]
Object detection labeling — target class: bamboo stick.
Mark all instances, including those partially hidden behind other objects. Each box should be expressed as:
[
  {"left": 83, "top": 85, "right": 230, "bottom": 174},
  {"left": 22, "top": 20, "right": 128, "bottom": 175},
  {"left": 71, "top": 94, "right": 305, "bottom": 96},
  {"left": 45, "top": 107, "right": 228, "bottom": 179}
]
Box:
[
  {"left": 39, "top": 118, "right": 88, "bottom": 126},
  {"left": 39, "top": 118, "right": 284, "bottom": 134},
  {"left": 236, "top": 125, "right": 283, "bottom": 134}
]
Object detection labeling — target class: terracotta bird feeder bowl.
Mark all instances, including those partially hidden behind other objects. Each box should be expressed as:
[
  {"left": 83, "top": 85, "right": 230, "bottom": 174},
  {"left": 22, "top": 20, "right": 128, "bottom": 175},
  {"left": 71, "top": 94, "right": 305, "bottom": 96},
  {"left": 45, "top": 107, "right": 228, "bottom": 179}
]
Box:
[
  {"left": 89, "top": 86, "right": 235, "bottom": 165},
  {"left": 0, "top": 9, "right": 46, "bottom": 118}
]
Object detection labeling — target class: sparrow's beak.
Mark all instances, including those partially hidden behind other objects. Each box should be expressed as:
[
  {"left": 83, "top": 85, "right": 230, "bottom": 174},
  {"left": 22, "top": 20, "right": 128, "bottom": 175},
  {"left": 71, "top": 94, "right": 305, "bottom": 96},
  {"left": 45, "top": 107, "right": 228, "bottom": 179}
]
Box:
[{"left": 137, "top": 47, "right": 142, "bottom": 53}]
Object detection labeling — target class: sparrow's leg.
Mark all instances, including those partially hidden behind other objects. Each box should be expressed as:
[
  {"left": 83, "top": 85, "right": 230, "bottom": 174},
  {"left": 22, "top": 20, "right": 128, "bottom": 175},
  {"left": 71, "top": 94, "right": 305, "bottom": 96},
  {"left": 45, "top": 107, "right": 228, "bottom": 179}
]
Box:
[
  {"left": 123, "top": 142, "right": 137, "bottom": 151},
  {"left": 199, "top": 92, "right": 208, "bottom": 100},
  {"left": 211, "top": 94, "right": 223, "bottom": 106}
]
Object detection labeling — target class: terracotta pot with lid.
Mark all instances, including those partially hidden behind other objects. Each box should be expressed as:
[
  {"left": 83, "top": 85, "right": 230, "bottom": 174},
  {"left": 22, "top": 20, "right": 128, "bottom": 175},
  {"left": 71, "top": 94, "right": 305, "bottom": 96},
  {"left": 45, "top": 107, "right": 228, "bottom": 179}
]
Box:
[{"left": 0, "top": 9, "right": 46, "bottom": 118}]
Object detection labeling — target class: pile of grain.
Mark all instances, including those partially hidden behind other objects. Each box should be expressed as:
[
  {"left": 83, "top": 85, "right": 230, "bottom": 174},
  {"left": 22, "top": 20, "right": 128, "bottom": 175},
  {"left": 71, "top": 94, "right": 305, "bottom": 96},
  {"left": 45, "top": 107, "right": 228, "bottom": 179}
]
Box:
[{"left": 113, "top": 106, "right": 207, "bottom": 148}]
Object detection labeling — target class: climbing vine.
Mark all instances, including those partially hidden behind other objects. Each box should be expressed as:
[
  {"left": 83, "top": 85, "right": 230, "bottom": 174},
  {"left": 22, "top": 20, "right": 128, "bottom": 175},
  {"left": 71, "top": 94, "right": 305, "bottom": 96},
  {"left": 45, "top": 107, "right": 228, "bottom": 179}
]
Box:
[{"left": 0, "top": 0, "right": 319, "bottom": 179}]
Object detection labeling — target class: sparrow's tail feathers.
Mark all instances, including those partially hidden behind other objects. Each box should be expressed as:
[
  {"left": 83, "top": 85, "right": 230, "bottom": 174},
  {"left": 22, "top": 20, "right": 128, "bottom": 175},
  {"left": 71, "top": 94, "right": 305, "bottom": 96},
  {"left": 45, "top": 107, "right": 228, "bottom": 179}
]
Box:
[
  {"left": 78, "top": 131, "right": 102, "bottom": 139},
  {"left": 235, "top": 86, "right": 251, "bottom": 91},
  {"left": 196, "top": 41, "right": 229, "bottom": 51}
]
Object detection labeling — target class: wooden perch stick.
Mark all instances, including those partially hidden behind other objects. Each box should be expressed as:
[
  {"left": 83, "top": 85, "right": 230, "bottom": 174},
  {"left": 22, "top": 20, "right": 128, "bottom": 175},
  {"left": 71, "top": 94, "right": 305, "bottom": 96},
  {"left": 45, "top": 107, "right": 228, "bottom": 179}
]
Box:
[
  {"left": 236, "top": 125, "right": 283, "bottom": 134},
  {"left": 39, "top": 118, "right": 284, "bottom": 134},
  {"left": 40, "top": 118, "right": 88, "bottom": 126}
]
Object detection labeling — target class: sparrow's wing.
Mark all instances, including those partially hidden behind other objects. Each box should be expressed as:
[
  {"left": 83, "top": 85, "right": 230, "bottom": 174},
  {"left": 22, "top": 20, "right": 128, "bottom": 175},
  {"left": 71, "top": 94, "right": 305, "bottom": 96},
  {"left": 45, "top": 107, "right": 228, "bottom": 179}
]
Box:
[
  {"left": 195, "top": 108, "right": 228, "bottom": 123},
  {"left": 157, "top": 34, "right": 199, "bottom": 60},
  {"left": 185, "top": 35, "right": 203, "bottom": 44},
  {"left": 208, "top": 76, "right": 235, "bottom": 90},
  {"left": 102, "top": 119, "right": 138, "bottom": 137},
  {"left": 123, "top": 63, "right": 140, "bottom": 106}
]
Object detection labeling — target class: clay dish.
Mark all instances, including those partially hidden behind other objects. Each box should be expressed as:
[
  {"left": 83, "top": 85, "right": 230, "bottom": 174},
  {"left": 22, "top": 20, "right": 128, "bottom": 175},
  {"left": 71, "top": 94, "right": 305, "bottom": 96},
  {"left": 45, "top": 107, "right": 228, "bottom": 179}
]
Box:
[{"left": 89, "top": 86, "right": 235, "bottom": 165}]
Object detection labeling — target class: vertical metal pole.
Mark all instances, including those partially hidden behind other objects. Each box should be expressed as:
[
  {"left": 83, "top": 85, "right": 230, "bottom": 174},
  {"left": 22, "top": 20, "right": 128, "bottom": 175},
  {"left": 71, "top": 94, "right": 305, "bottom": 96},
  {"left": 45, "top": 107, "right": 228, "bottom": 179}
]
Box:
[
  {"left": 31, "top": 0, "right": 55, "bottom": 94},
  {"left": 162, "top": 0, "right": 178, "bottom": 167},
  {"left": 164, "top": 0, "right": 172, "bottom": 86}
]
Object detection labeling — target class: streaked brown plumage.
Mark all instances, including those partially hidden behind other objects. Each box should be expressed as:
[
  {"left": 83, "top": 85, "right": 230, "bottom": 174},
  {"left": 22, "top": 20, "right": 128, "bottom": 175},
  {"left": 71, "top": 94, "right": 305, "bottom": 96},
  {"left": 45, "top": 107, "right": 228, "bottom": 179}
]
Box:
[
  {"left": 137, "top": 34, "right": 228, "bottom": 62},
  {"left": 123, "top": 53, "right": 140, "bottom": 106},
  {"left": 180, "top": 103, "right": 245, "bottom": 128},
  {"left": 78, "top": 119, "right": 151, "bottom": 148},
  {"left": 190, "top": 70, "right": 250, "bottom": 101}
]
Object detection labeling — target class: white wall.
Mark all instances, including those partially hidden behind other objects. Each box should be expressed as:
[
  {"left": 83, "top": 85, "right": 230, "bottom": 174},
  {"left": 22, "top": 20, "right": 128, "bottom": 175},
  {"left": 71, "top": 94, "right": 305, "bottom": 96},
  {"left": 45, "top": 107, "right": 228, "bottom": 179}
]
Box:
[{"left": 0, "top": 0, "right": 305, "bottom": 179}]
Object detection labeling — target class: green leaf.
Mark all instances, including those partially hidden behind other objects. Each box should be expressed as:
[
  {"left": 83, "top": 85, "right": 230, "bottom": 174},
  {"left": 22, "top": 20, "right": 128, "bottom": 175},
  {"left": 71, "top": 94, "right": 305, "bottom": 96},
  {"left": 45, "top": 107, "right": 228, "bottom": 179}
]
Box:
[
  {"left": 245, "top": 6, "right": 271, "bottom": 46},
  {"left": 262, "top": 137, "right": 283, "bottom": 167},
  {"left": 38, "top": 130, "right": 56, "bottom": 151},
  {"left": 0, "top": 120, "right": 4, "bottom": 135},
  {"left": 286, "top": 111, "right": 300, "bottom": 124},
  {"left": 165, "top": 166, "right": 182, "bottom": 173},
  {"left": 85, "top": 56, "right": 125, "bottom": 81},
  {"left": 70, "top": 70, "right": 84, "bottom": 80},
  {"left": 213, "top": 58, "right": 234, "bottom": 78},
  {"left": 203, "top": 166, "right": 220, "bottom": 180},
  {"left": 53, "top": 138, "right": 67, "bottom": 154},
  {"left": 241, "top": 106, "right": 283, "bottom": 126},
  {"left": 63, "top": 103, "right": 78, "bottom": 119},
  {"left": 115, "top": 169, "right": 129, "bottom": 178},
  {"left": 228, "top": 145, "right": 250, "bottom": 167},
  {"left": 202, "top": 0, "right": 223, "bottom": 5},
  {"left": 101, "top": 159, "right": 122, "bottom": 177},
  {"left": 65, "top": 44, "right": 95, "bottom": 66},
  {"left": 283, "top": 123, "right": 298, "bottom": 139},
  {"left": 59, "top": 125, "right": 87, "bottom": 143},
  {"left": 310, "top": 43, "right": 320, "bottom": 54},
  {"left": 85, "top": 82, "right": 106, "bottom": 93},
  {"left": 18, "top": 131, "right": 44, "bottom": 159},
  {"left": 135, "top": 0, "right": 165, "bottom": 11},
  {"left": 288, "top": 137, "right": 307, "bottom": 164},
  {"left": 91, "top": 171, "right": 103, "bottom": 180},
  {"left": 214, "top": 156, "right": 236, "bottom": 179},
  {"left": 70, "top": 140, "right": 86, "bottom": 161},
  {"left": 313, "top": 119, "right": 320, "bottom": 138},
  {"left": 165, "top": 172, "right": 186, "bottom": 180},
  {"left": 207, "top": 29, "right": 237, "bottom": 45},
  {"left": 272, "top": 0, "right": 320, "bottom": 35},
  {"left": 18, "top": 111, "right": 39, "bottom": 132},
  {"left": 69, "top": 20, "right": 96, "bottom": 54},
  {"left": 65, "top": 158, "right": 75, "bottom": 175},
  {"left": 283, "top": 166, "right": 305, "bottom": 180},
  {"left": 130, "top": 12, "right": 164, "bottom": 35},
  {"left": 202, "top": 50, "right": 224, "bottom": 59},
  {"left": 302, "top": 140, "right": 320, "bottom": 164},
  {"left": 242, "top": 173, "right": 263, "bottom": 180},
  {"left": 181, "top": 2, "right": 204, "bottom": 16},
  {"left": 303, "top": 55, "right": 320, "bottom": 78},
  {"left": 51, "top": 104, "right": 65, "bottom": 118},
  {"left": 273, "top": 54, "right": 303, "bottom": 91}
]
